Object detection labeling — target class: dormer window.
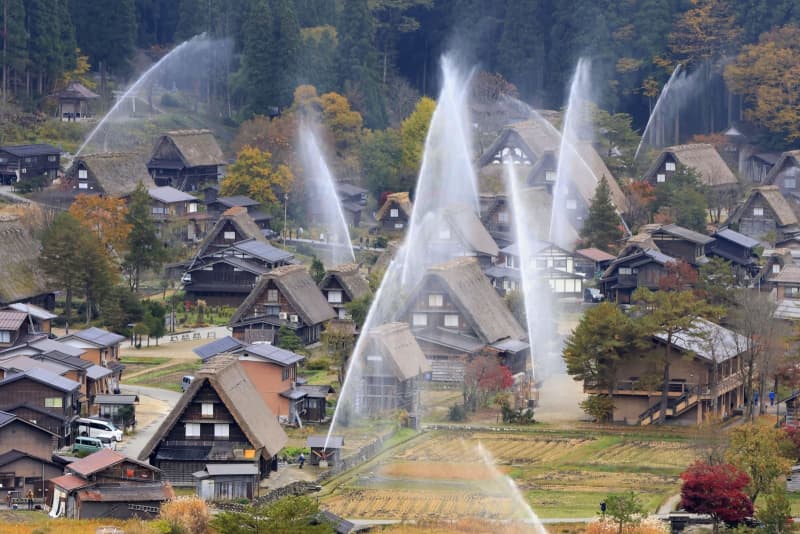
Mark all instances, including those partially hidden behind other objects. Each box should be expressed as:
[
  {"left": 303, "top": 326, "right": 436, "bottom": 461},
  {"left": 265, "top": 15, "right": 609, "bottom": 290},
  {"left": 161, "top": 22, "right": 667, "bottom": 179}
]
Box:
[
  {"left": 390, "top": 208, "right": 399, "bottom": 218},
  {"left": 753, "top": 207, "right": 764, "bottom": 216},
  {"left": 786, "top": 177, "right": 796, "bottom": 189},
  {"left": 428, "top": 294, "right": 444, "bottom": 307},
  {"left": 224, "top": 231, "right": 236, "bottom": 240},
  {"left": 665, "top": 161, "right": 676, "bottom": 171},
  {"left": 328, "top": 290, "right": 342, "bottom": 304},
  {"left": 545, "top": 171, "right": 556, "bottom": 182},
  {"left": 656, "top": 174, "right": 666, "bottom": 183}
]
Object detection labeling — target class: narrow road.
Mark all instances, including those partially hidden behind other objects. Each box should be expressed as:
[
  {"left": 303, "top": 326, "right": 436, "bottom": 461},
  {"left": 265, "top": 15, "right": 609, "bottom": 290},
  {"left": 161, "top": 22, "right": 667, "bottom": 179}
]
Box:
[{"left": 117, "top": 384, "right": 182, "bottom": 460}]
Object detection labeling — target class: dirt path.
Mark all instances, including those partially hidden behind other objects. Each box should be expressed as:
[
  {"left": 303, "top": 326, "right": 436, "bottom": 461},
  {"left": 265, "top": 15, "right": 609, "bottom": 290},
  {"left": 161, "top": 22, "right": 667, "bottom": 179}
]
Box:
[{"left": 123, "top": 359, "right": 189, "bottom": 380}]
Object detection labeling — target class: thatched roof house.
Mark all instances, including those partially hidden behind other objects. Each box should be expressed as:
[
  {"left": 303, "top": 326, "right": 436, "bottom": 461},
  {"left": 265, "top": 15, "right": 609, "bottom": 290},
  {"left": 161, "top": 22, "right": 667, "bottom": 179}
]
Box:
[
  {"left": 147, "top": 129, "right": 226, "bottom": 191},
  {"left": 67, "top": 153, "right": 154, "bottom": 196},
  {"left": 194, "top": 206, "right": 268, "bottom": 256},
  {"left": 0, "top": 206, "right": 53, "bottom": 307},
  {"left": 376, "top": 192, "right": 413, "bottom": 230},
  {"left": 644, "top": 143, "right": 738, "bottom": 189},
  {"left": 138, "top": 355, "right": 287, "bottom": 484},
  {"left": 361, "top": 322, "right": 431, "bottom": 381},
  {"left": 763, "top": 149, "right": 800, "bottom": 197},
  {"left": 726, "top": 185, "right": 800, "bottom": 242},
  {"left": 319, "top": 263, "right": 370, "bottom": 320}
]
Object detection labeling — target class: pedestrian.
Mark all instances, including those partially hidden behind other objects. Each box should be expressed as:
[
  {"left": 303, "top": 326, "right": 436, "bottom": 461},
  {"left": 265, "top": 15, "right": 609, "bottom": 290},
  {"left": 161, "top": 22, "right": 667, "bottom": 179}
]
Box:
[
  {"left": 770, "top": 390, "right": 776, "bottom": 406},
  {"left": 298, "top": 452, "right": 305, "bottom": 469},
  {"left": 6, "top": 491, "right": 11, "bottom": 509},
  {"left": 26, "top": 490, "right": 32, "bottom": 510},
  {"left": 754, "top": 390, "right": 759, "bottom": 406}
]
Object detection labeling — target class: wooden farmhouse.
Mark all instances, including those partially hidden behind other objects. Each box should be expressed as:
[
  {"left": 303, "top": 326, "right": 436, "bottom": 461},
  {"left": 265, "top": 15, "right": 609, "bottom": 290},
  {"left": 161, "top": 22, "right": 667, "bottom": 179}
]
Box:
[
  {"left": 707, "top": 228, "right": 760, "bottom": 280},
  {"left": 479, "top": 193, "right": 514, "bottom": 247},
  {"left": 0, "top": 206, "right": 55, "bottom": 309},
  {"left": 643, "top": 143, "right": 738, "bottom": 191},
  {"left": 66, "top": 153, "right": 155, "bottom": 196},
  {"left": 205, "top": 195, "right": 272, "bottom": 230},
  {"left": 763, "top": 150, "right": 800, "bottom": 197},
  {"left": 147, "top": 129, "right": 226, "bottom": 191},
  {"left": 318, "top": 263, "right": 371, "bottom": 321},
  {"left": 6, "top": 303, "right": 55, "bottom": 335},
  {"left": 0, "top": 144, "right": 61, "bottom": 186},
  {"left": 726, "top": 185, "right": 800, "bottom": 243},
  {"left": 741, "top": 152, "right": 778, "bottom": 184},
  {"left": 586, "top": 319, "right": 747, "bottom": 426},
  {"left": 194, "top": 337, "right": 331, "bottom": 424},
  {"left": 53, "top": 81, "right": 99, "bottom": 121},
  {"left": 574, "top": 248, "right": 616, "bottom": 279},
  {"left": 193, "top": 463, "right": 260, "bottom": 500},
  {"left": 181, "top": 207, "right": 294, "bottom": 306},
  {"left": 336, "top": 183, "right": 368, "bottom": 227},
  {"left": 138, "top": 355, "right": 287, "bottom": 487},
  {"left": 0, "top": 368, "right": 80, "bottom": 448},
  {"left": 50, "top": 449, "right": 173, "bottom": 519},
  {"left": 354, "top": 322, "right": 431, "bottom": 416},
  {"left": 477, "top": 116, "right": 627, "bottom": 238},
  {"left": 402, "top": 257, "right": 529, "bottom": 381},
  {"left": 486, "top": 240, "right": 583, "bottom": 298},
  {"left": 145, "top": 186, "right": 209, "bottom": 243},
  {"left": 375, "top": 192, "right": 412, "bottom": 231},
  {"left": 417, "top": 204, "right": 499, "bottom": 269},
  {"left": 59, "top": 327, "right": 125, "bottom": 393},
  {"left": 229, "top": 264, "right": 336, "bottom": 346},
  {"left": 0, "top": 411, "right": 61, "bottom": 502},
  {"left": 770, "top": 264, "right": 800, "bottom": 321}
]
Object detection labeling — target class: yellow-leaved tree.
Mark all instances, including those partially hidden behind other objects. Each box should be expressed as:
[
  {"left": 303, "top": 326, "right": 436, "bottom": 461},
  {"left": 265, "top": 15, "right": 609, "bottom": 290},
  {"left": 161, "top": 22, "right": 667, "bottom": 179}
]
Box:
[
  {"left": 68, "top": 194, "right": 131, "bottom": 254},
  {"left": 400, "top": 96, "right": 435, "bottom": 176},
  {"left": 220, "top": 146, "right": 294, "bottom": 207}
]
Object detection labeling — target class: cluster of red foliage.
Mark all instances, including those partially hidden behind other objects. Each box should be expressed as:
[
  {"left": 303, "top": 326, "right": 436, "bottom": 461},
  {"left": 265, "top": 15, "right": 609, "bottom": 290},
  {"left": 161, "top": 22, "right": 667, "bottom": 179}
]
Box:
[{"left": 680, "top": 461, "right": 753, "bottom": 527}]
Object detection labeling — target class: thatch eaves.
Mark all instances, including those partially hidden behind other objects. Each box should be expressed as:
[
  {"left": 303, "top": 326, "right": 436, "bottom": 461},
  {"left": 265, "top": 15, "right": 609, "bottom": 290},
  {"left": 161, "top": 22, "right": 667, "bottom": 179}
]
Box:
[
  {"left": 138, "top": 355, "right": 287, "bottom": 462},
  {"left": 152, "top": 129, "right": 226, "bottom": 168},
  {"left": 0, "top": 206, "right": 52, "bottom": 305},
  {"left": 441, "top": 204, "right": 499, "bottom": 257},
  {"left": 195, "top": 206, "right": 269, "bottom": 257},
  {"left": 375, "top": 192, "right": 413, "bottom": 221},
  {"left": 362, "top": 322, "right": 431, "bottom": 381},
  {"left": 740, "top": 186, "right": 798, "bottom": 227},
  {"left": 72, "top": 152, "right": 155, "bottom": 197},
  {"left": 230, "top": 264, "right": 336, "bottom": 326},
  {"left": 648, "top": 143, "right": 738, "bottom": 188},
  {"left": 319, "top": 263, "right": 370, "bottom": 301},
  {"left": 764, "top": 150, "right": 800, "bottom": 186}
]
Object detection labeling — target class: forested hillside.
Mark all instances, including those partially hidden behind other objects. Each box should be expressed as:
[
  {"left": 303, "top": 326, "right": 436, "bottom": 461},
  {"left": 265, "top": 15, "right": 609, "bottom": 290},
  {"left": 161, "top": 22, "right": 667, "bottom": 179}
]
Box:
[{"left": 2, "top": 0, "right": 800, "bottom": 146}]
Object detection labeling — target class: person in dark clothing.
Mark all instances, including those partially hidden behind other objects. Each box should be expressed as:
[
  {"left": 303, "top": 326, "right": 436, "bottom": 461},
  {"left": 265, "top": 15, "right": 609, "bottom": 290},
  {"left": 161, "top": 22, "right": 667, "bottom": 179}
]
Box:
[{"left": 298, "top": 452, "right": 306, "bottom": 469}]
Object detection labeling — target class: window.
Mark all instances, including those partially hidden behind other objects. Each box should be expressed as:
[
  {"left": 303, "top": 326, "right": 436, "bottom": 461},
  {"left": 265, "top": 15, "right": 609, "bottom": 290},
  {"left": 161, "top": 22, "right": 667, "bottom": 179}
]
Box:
[
  {"left": 0, "top": 330, "right": 10, "bottom": 343},
  {"left": 185, "top": 423, "right": 200, "bottom": 437},
  {"left": 428, "top": 294, "right": 444, "bottom": 307},
  {"left": 224, "top": 231, "right": 236, "bottom": 240},
  {"left": 188, "top": 202, "right": 198, "bottom": 213},
  {"left": 498, "top": 211, "right": 509, "bottom": 224},
  {"left": 48, "top": 155, "right": 57, "bottom": 162},
  {"left": 282, "top": 367, "right": 290, "bottom": 381},
  {"left": 44, "top": 397, "right": 62, "bottom": 408},
  {"left": 24, "top": 157, "right": 32, "bottom": 163},
  {"left": 786, "top": 177, "right": 797, "bottom": 189},
  {"left": 394, "top": 223, "right": 404, "bottom": 229},
  {"left": 619, "top": 267, "right": 633, "bottom": 275},
  {"left": 665, "top": 161, "right": 676, "bottom": 171},
  {"left": 267, "top": 289, "right": 279, "bottom": 302},
  {"left": 78, "top": 169, "right": 87, "bottom": 179},
  {"left": 390, "top": 208, "right": 399, "bottom": 218},
  {"left": 753, "top": 207, "right": 764, "bottom": 216},
  {"left": 565, "top": 199, "right": 577, "bottom": 210},
  {"left": 266, "top": 305, "right": 281, "bottom": 316},
  {"left": 506, "top": 256, "right": 514, "bottom": 268},
  {"left": 444, "top": 314, "right": 459, "bottom": 328},
  {"left": 554, "top": 258, "right": 567, "bottom": 270},
  {"left": 786, "top": 287, "right": 800, "bottom": 298},
  {"left": 327, "top": 290, "right": 342, "bottom": 303},
  {"left": 773, "top": 264, "right": 781, "bottom": 274},
  {"left": 412, "top": 313, "right": 427, "bottom": 326},
  {"left": 78, "top": 182, "right": 88, "bottom": 189},
  {"left": 214, "top": 424, "right": 229, "bottom": 438},
  {"left": 438, "top": 227, "right": 451, "bottom": 239},
  {"left": 656, "top": 174, "right": 666, "bottom": 183},
  {"left": 545, "top": 171, "right": 556, "bottom": 182},
  {"left": 151, "top": 207, "right": 166, "bottom": 215},
  {"left": 201, "top": 403, "right": 213, "bottom": 417}
]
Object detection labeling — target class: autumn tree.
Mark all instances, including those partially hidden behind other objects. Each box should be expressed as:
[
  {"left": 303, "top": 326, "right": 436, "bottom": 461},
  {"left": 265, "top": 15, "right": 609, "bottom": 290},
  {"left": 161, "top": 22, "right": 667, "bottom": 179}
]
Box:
[
  {"left": 623, "top": 180, "right": 655, "bottom": 233},
  {"left": 400, "top": 96, "right": 435, "bottom": 177},
  {"left": 68, "top": 194, "right": 131, "bottom": 254},
  {"left": 726, "top": 424, "right": 793, "bottom": 503},
  {"left": 725, "top": 25, "right": 800, "bottom": 145},
  {"left": 580, "top": 176, "right": 622, "bottom": 252},
  {"left": 221, "top": 146, "right": 294, "bottom": 208},
  {"left": 463, "top": 354, "right": 513, "bottom": 412},
  {"left": 757, "top": 483, "right": 793, "bottom": 534},
  {"left": 680, "top": 461, "right": 753, "bottom": 534},
  {"left": 633, "top": 287, "right": 720, "bottom": 424}
]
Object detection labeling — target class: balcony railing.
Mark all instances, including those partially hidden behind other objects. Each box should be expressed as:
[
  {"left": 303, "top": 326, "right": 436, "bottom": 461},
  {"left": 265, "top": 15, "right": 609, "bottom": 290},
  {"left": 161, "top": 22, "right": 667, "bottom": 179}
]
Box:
[{"left": 586, "top": 380, "right": 699, "bottom": 395}]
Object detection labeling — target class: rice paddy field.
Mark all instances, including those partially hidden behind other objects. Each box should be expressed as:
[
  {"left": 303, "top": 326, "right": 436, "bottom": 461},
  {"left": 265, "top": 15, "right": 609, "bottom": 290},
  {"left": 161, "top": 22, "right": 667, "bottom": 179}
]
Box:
[{"left": 321, "top": 429, "right": 696, "bottom": 522}]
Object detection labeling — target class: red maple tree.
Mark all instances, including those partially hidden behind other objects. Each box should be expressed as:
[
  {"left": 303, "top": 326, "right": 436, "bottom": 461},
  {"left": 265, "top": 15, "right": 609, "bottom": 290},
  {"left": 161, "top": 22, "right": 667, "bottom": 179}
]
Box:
[
  {"left": 463, "top": 354, "right": 514, "bottom": 411},
  {"left": 680, "top": 461, "right": 753, "bottom": 533}
]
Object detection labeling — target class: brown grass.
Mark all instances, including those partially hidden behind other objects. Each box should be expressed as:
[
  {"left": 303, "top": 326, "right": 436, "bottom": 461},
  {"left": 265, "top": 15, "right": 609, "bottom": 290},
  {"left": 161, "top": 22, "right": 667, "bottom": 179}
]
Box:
[
  {"left": 0, "top": 513, "right": 156, "bottom": 534},
  {"left": 378, "top": 462, "right": 507, "bottom": 481},
  {"left": 159, "top": 496, "right": 211, "bottom": 534}
]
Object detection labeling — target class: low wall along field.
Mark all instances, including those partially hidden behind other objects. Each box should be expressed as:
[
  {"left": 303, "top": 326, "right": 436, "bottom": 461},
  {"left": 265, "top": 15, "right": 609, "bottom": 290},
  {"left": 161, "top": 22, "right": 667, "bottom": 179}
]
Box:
[{"left": 322, "top": 430, "right": 695, "bottom": 521}]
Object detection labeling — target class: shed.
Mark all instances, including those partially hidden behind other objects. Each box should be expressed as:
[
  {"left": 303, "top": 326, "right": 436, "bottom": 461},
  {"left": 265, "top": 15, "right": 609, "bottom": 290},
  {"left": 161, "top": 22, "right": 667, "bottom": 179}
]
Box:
[
  {"left": 306, "top": 435, "right": 343, "bottom": 467},
  {"left": 92, "top": 394, "right": 139, "bottom": 428},
  {"left": 193, "top": 463, "right": 260, "bottom": 500},
  {"left": 54, "top": 81, "right": 99, "bottom": 120}
]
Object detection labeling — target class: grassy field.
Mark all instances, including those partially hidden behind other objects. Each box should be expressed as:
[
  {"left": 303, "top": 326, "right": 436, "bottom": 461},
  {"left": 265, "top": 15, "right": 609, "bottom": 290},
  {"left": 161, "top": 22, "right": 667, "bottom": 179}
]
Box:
[
  {"left": 125, "top": 360, "right": 202, "bottom": 391},
  {"left": 321, "top": 428, "right": 693, "bottom": 522},
  {"left": 119, "top": 356, "right": 171, "bottom": 376}
]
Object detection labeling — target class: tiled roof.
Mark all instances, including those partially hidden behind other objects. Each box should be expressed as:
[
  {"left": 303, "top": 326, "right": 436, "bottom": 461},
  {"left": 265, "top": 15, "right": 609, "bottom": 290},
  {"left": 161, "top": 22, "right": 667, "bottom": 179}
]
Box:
[
  {"left": 51, "top": 474, "right": 91, "bottom": 491},
  {"left": 575, "top": 248, "right": 616, "bottom": 262},
  {"left": 0, "top": 367, "right": 79, "bottom": 392},
  {"left": 193, "top": 336, "right": 244, "bottom": 361},
  {"left": 67, "top": 449, "right": 154, "bottom": 477},
  {"left": 0, "top": 310, "right": 27, "bottom": 330},
  {"left": 307, "top": 435, "right": 343, "bottom": 449},
  {"left": 63, "top": 327, "right": 125, "bottom": 347}
]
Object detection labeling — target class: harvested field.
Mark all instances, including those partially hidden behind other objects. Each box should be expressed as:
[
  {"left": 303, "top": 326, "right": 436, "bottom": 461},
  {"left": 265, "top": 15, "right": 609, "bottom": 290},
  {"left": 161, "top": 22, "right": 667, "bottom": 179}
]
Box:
[{"left": 378, "top": 461, "right": 506, "bottom": 481}]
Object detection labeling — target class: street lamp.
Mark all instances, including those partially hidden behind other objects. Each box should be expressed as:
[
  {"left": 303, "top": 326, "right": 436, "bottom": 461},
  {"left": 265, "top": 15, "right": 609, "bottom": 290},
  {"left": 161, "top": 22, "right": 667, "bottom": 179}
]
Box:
[{"left": 283, "top": 192, "right": 288, "bottom": 248}]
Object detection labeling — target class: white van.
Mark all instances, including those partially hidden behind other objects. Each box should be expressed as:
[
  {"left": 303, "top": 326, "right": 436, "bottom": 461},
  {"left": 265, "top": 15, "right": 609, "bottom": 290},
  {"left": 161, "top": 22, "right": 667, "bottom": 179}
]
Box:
[
  {"left": 77, "top": 418, "right": 123, "bottom": 442},
  {"left": 181, "top": 375, "right": 194, "bottom": 392}
]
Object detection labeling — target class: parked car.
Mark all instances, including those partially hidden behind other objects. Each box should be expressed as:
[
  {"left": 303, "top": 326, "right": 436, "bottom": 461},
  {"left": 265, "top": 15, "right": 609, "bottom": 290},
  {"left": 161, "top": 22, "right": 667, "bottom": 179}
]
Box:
[
  {"left": 583, "top": 287, "right": 603, "bottom": 303},
  {"left": 73, "top": 436, "right": 104, "bottom": 454},
  {"left": 77, "top": 417, "right": 123, "bottom": 442},
  {"left": 181, "top": 375, "right": 194, "bottom": 392},
  {"left": 98, "top": 436, "right": 117, "bottom": 450}
]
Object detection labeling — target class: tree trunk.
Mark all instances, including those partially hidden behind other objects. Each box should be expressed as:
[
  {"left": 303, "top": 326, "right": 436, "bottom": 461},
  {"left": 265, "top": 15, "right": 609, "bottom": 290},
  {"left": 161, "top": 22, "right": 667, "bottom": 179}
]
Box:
[{"left": 65, "top": 287, "right": 73, "bottom": 334}]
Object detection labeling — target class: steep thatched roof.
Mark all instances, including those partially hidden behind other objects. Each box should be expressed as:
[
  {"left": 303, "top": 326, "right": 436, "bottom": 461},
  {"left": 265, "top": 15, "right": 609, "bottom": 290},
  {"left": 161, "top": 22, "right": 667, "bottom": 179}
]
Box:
[
  {"left": 153, "top": 129, "right": 226, "bottom": 168},
  {"left": 72, "top": 152, "right": 154, "bottom": 196},
  {"left": 196, "top": 206, "right": 268, "bottom": 257},
  {"left": 733, "top": 186, "right": 798, "bottom": 227},
  {"left": 440, "top": 204, "right": 499, "bottom": 257},
  {"left": 413, "top": 257, "right": 526, "bottom": 344},
  {"left": 0, "top": 205, "right": 52, "bottom": 305},
  {"left": 55, "top": 81, "right": 99, "bottom": 100},
  {"left": 362, "top": 322, "right": 431, "bottom": 381},
  {"left": 764, "top": 150, "right": 800, "bottom": 186},
  {"left": 319, "top": 263, "right": 370, "bottom": 301},
  {"left": 648, "top": 144, "right": 738, "bottom": 188},
  {"left": 138, "top": 355, "right": 287, "bottom": 462},
  {"left": 376, "top": 192, "right": 413, "bottom": 221},
  {"left": 230, "top": 264, "right": 336, "bottom": 326}
]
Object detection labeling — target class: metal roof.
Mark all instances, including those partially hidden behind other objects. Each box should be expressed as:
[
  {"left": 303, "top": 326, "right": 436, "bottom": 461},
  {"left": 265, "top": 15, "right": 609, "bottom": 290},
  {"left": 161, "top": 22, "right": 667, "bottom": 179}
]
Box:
[
  {"left": 307, "top": 435, "right": 343, "bottom": 449},
  {"left": 148, "top": 186, "right": 196, "bottom": 203},
  {"left": 86, "top": 365, "right": 112, "bottom": 380},
  {"left": 93, "top": 394, "right": 138, "bottom": 405},
  {"left": 575, "top": 248, "right": 616, "bottom": 262},
  {"left": 29, "top": 339, "right": 85, "bottom": 357},
  {"left": 414, "top": 327, "right": 485, "bottom": 353},
  {"left": 653, "top": 319, "right": 746, "bottom": 363},
  {"left": 63, "top": 327, "right": 125, "bottom": 347},
  {"left": 68, "top": 448, "right": 156, "bottom": 477},
  {"left": 77, "top": 483, "right": 173, "bottom": 502},
  {"left": 203, "top": 463, "right": 259, "bottom": 476},
  {"left": 297, "top": 384, "right": 333, "bottom": 398},
  {"left": 214, "top": 195, "right": 259, "bottom": 208},
  {"left": 51, "top": 474, "right": 91, "bottom": 491},
  {"left": 0, "top": 310, "right": 27, "bottom": 330},
  {"left": 0, "top": 367, "right": 79, "bottom": 392},
  {"left": 490, "top": 338, "right": 530, "bottom": 353},
  {"left": 0, "top": 410, "right": 15, "bottom": 427},
  {"left": 280, "top": 388, "right": 306, "bottom": 400},
  {"left": 39, "top": 351, "right": 92, "bottom": 369},
  {"left": 193, "top": 336, "right": 244, "bottom": 361},
  {"left": 7, "top": 302, "right": 57, "bottom": 320},
  {"left": 0, "top": 355, "right": 71, "bottom": 376},
  {"left": 654, "top": 224, "right": 715, "bottom": 245},
  {"left": 713, "top": 228, "right": 759, "bottom": 249},
  {"left": 0, "top": 144, "right": 60, "bottom": 157},
  {"left": 337, "top": 183, "right": 367, "bottom": 197},
  {"left": 242, "top": 343, "right": 304, "bottom": 366},
  {"left": 232, "top": 239, "right": 294, "bottom": 263}
]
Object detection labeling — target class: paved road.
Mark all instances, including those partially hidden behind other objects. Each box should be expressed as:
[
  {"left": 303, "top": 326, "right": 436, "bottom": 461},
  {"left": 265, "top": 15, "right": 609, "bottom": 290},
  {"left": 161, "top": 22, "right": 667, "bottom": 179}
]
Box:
[{"left": 117, "top": 384, "right": 182, "bottom": 459}]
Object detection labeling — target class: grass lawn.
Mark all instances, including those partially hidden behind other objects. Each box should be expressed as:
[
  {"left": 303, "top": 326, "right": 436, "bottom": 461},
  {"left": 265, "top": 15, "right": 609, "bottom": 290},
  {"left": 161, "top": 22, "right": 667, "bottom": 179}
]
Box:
[
  {"left": 125, "top": 360, "right": 202, "bottom": 391},
  {"left": 119, "top": 356, "right": 171, "bottom": 376}
]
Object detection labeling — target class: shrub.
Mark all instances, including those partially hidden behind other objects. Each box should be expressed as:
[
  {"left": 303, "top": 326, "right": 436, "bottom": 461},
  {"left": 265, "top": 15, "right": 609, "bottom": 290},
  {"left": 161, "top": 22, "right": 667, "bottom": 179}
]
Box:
[
  {"left": 159, "top": 496, "right": 211, "bottom": 534},
  {"left": 160, "top": 93, "right": 183, "bottom": 108},
  {"left": 586, "top": 518, "right": 668, "bottom": 534},
  {"left": 305, "top": 357, "right": 331, "bottom": 370},
  {"left": 448, "top": 404, "right": 466, "bottom": 422}
]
